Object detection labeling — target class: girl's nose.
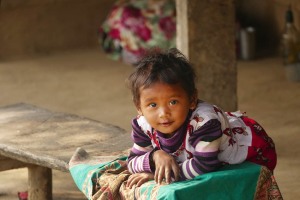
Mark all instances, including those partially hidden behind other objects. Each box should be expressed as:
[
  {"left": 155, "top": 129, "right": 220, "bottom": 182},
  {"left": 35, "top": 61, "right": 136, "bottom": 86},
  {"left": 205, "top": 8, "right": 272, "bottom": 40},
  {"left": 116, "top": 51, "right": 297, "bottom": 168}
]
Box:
[{"left": 158, "top": 106, "right": 170, "bottom": 118}]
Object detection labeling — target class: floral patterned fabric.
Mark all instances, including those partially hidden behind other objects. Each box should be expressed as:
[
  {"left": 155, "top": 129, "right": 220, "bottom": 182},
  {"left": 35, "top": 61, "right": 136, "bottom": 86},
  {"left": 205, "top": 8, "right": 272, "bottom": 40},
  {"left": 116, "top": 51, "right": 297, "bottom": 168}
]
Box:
[
  {"left": 69, "top": 148, "right": 283, "bottom": 200},
  {"left": 98, "top": 0, "right": 176, "bottom": 64}
]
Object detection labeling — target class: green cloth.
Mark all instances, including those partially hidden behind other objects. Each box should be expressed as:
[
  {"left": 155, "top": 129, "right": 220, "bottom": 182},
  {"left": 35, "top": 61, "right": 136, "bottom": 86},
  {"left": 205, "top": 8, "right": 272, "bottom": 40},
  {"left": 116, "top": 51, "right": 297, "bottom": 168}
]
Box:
[
  {"left": 70, "top": 156, "right": 127, "bottom": 199},
  {"left": 155, "top": 162, "right": 259, "bottom": 200},
  {"left": 69, "top": 148, "right": 282, "bottom": 199}
]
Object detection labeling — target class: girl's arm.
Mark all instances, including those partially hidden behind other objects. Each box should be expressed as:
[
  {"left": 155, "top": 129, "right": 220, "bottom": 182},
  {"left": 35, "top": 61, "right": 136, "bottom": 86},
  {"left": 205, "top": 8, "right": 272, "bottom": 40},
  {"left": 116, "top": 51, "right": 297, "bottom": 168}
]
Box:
[
  {"left": 179, "top": 119, "right": 223, "bottom": 180},
  {"left": 127, "top": 119, "right": 154, "bottom": 174}
]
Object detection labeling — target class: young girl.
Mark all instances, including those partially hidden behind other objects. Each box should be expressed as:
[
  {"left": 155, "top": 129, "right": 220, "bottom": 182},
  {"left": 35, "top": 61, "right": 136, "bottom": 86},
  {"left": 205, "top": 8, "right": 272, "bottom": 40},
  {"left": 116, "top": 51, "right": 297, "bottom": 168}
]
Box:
[{"left": 125, "top": 48, "right": 277, "bottom": 189}]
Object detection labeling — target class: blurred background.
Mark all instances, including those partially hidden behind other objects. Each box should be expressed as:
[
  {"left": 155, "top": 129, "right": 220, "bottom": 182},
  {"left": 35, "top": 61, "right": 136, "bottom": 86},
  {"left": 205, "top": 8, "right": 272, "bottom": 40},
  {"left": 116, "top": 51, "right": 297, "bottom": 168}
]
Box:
[{"left": 0, "top": 0, "right": 300, "bottom": 199}]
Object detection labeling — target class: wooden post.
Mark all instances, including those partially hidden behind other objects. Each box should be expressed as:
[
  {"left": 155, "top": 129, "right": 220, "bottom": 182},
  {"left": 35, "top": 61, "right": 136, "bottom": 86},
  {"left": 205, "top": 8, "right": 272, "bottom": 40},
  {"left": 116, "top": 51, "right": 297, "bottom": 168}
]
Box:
[
  {"left": 28, "top": 166, "right": 52, "bottom": 200},
  {"left": 176, "top": 0, "right": 237, "bottom": 111}
]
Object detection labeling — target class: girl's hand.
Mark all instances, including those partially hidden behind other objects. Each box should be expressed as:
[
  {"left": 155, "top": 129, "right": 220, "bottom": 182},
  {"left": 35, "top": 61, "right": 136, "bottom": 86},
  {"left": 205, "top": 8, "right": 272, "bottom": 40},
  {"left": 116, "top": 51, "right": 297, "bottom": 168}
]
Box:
[
  {"left": 152, "top": 150, "right": 180, "bottom": 184},
  {"left": 126, "top": 172, "right": 154, "bottom": 189}
]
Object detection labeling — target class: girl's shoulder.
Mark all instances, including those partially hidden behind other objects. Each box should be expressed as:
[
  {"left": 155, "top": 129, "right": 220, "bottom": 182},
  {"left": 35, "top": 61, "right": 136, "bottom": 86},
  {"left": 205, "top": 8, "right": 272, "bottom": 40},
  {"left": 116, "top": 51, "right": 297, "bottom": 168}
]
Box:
[
  {"left": 134, "top": 115, "right": 152, "bottom": 133},
  {"left": 189, "top": 101, "right": 223, "bottom": 127},
  {"left": 191, "top": 100, "right": 222, "bottom": 118}
]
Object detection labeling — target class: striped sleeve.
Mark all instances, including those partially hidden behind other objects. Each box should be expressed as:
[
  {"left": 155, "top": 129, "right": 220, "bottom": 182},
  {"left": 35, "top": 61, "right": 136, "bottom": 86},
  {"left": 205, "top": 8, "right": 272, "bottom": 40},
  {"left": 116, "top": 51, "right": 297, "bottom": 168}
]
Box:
[
  {"left": 127, "top": 118, "right": 154, "bottom": 174},
  {"left": 180, "top": 119, "right": 223, "bottom": 180}
]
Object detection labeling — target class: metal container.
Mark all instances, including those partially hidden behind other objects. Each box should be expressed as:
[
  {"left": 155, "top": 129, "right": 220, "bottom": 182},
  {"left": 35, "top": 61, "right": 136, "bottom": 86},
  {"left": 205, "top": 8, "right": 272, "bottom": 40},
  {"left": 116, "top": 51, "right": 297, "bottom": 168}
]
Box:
[{"left": 240, "top": 27, "right": 256, "bottom": 60}]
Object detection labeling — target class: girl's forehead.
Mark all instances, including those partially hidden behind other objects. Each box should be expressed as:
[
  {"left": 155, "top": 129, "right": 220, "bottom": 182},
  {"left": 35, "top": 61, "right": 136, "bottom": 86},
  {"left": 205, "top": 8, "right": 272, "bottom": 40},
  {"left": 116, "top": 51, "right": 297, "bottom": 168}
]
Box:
[
  {"left": 141, "top": 81, "right": 180, "bottom": 90},
  {"left": 139, "top": 82, "right": 187, "bottom": 97}
]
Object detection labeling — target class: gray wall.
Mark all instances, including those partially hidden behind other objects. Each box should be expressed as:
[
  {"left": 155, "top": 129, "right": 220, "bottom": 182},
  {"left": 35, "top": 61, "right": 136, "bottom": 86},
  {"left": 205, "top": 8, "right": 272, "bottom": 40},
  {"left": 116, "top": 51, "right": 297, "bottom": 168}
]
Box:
[{"left": 0, "top": 0, "right": 114, "bottom": 59}]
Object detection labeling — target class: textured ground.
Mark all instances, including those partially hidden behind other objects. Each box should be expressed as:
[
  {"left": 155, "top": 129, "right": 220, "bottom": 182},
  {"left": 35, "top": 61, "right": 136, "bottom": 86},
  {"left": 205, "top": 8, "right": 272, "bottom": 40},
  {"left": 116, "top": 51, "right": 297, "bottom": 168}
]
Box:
[{"left": 0, "top": 49, "right": 299, "bottom": 199}]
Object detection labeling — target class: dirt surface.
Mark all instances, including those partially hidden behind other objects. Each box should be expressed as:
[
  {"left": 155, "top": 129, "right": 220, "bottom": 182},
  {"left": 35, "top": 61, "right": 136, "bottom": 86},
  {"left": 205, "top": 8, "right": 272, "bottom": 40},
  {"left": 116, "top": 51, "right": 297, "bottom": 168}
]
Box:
[{"left": 0, "top": 49, "right": 299, "bottom": 199}]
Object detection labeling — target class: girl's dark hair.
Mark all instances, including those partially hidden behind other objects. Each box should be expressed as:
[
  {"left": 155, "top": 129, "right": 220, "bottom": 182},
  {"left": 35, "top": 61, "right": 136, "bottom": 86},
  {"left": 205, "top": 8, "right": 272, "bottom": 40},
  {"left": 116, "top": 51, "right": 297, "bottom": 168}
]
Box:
[{"left": 127, "top": 47, "right": 197, "bottom": 106}]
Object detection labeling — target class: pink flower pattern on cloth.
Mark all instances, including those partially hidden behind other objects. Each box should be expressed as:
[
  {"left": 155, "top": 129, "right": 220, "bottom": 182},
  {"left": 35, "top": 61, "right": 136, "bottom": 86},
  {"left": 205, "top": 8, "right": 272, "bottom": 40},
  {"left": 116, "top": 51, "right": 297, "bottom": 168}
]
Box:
[{"left": 98, "top": 0, "right": 176, "bottom": 64}]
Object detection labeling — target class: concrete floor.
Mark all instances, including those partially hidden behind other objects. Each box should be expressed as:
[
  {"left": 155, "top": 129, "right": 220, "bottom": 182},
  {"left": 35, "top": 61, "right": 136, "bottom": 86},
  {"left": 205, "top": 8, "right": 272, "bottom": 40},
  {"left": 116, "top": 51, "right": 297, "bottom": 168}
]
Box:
[{"left": 0, "top": 49, "right": 299, "bottom": 199}]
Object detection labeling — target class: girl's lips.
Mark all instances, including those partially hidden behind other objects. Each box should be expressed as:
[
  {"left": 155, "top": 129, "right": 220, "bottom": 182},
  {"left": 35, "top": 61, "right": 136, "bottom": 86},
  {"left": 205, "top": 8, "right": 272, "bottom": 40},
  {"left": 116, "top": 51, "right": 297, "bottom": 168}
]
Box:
[{"left": 160, "top": 122, "right": 173, "bottom": 127}]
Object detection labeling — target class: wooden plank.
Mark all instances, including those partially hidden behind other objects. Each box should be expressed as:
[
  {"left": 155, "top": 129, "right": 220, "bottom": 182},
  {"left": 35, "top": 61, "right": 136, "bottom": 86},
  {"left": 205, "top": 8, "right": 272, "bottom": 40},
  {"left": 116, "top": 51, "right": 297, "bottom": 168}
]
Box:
[
  {"left": 0, "top": 103, "right": 131, "bottom": 171},
  {"left": 0, "top": 144, "right": 68, "bottom": 172},
  {"left": 0, "top": 155, "right": 29, "bottom": 171}
]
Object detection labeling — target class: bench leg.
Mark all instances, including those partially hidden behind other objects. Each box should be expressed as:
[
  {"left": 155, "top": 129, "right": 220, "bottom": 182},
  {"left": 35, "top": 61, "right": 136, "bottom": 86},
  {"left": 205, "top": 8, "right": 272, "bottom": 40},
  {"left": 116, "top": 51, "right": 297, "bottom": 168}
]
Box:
[{"left": 28, "top": 166, "right": 52, "bottom": 200}]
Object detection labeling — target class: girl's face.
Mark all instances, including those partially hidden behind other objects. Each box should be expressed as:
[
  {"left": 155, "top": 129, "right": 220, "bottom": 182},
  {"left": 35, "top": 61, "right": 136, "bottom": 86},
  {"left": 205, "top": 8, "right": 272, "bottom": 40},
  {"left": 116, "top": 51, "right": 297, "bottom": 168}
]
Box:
[{"left": 137, "top": 82, "right": 197, "bottom": 136}]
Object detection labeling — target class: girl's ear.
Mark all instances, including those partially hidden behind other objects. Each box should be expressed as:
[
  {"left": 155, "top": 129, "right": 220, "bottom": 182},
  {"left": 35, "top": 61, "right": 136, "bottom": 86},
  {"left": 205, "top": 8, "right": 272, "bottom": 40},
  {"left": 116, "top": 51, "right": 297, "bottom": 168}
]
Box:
[
  {"left": 190, "top": 91, "right": 198, "bottom": 110},
  {"left": 136, "top": 105, "right": 143, "bottom": 115},
  {"left": 137, "top": 108, "right": 143, "bottom": 115}
]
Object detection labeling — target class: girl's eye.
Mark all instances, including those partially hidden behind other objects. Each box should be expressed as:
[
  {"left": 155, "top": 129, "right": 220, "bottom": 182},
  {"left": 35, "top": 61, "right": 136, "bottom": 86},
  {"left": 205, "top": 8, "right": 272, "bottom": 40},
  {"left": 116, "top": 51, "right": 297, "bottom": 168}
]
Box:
[
  {"left": 149, "top": 103, "right": 156, "bottom": 108},
  {"left": 170, "top": 100, "right": 178, "bottom": 105}
]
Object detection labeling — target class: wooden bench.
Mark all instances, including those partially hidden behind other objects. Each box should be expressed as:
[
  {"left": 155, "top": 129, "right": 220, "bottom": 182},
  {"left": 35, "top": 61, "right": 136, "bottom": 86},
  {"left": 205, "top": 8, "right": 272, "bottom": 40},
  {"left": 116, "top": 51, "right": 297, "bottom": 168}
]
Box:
[{"left": 0, "top": 103, "right": 132, "bottom": 200}]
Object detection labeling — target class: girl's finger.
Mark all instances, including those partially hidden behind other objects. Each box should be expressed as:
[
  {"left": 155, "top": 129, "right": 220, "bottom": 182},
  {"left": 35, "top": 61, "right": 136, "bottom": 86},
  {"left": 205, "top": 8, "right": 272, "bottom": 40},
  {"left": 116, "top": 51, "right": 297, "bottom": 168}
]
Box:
[
  {"left": 157, "top": 167, "right": 165, "bottom": 185},
  {"left": 136, "top": 178, "right": 146, "bottom": 187},
  {"left": 127, "top": 176, "right": 138, "bottom": 189},
  {"left": 154, "top": 166, "right": 161, "bottom": 183},
  {"left": 154, "top": 167, "right": 158, "bottom": 183},
  {"left": 172, "top": 165, "right": 180, "bottom": 181},
  {"left": 126, "top": 176, "right": 133, "bottom": 187},
  {"left": 165, "top": 168, "right": 171, "bottom": 184}
]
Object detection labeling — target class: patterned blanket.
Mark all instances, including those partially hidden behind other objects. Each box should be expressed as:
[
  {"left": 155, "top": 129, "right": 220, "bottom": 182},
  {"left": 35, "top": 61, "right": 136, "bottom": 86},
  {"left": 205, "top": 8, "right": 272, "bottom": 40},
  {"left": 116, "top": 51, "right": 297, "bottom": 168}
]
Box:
[
  {"left": 69, "top": 148, "right": 283, "bottom": 200},
  {"left": 98, "top": 0, "right": 176, "bottom": 64}
]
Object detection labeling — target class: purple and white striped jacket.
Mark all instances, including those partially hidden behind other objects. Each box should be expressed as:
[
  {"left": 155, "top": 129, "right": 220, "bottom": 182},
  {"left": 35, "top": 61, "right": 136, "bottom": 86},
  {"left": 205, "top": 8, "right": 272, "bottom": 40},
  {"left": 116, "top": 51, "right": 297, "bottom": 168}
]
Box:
[{"left": 127, "top": 101, "right": 225, "bottom": 180}]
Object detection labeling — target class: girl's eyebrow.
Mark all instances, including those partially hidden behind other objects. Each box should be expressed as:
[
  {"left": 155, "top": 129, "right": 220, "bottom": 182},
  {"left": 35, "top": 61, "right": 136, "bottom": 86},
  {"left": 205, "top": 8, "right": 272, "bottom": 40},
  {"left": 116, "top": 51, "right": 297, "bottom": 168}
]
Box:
[
  {"left": 144, "top": 94, "right": 182, "bottom": 102},
  {"left": 168, "top": 94, "right": 182, "bottom": 99},
  {"left": 143, "top": 97, "right": 156, "bottom": 102}
]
